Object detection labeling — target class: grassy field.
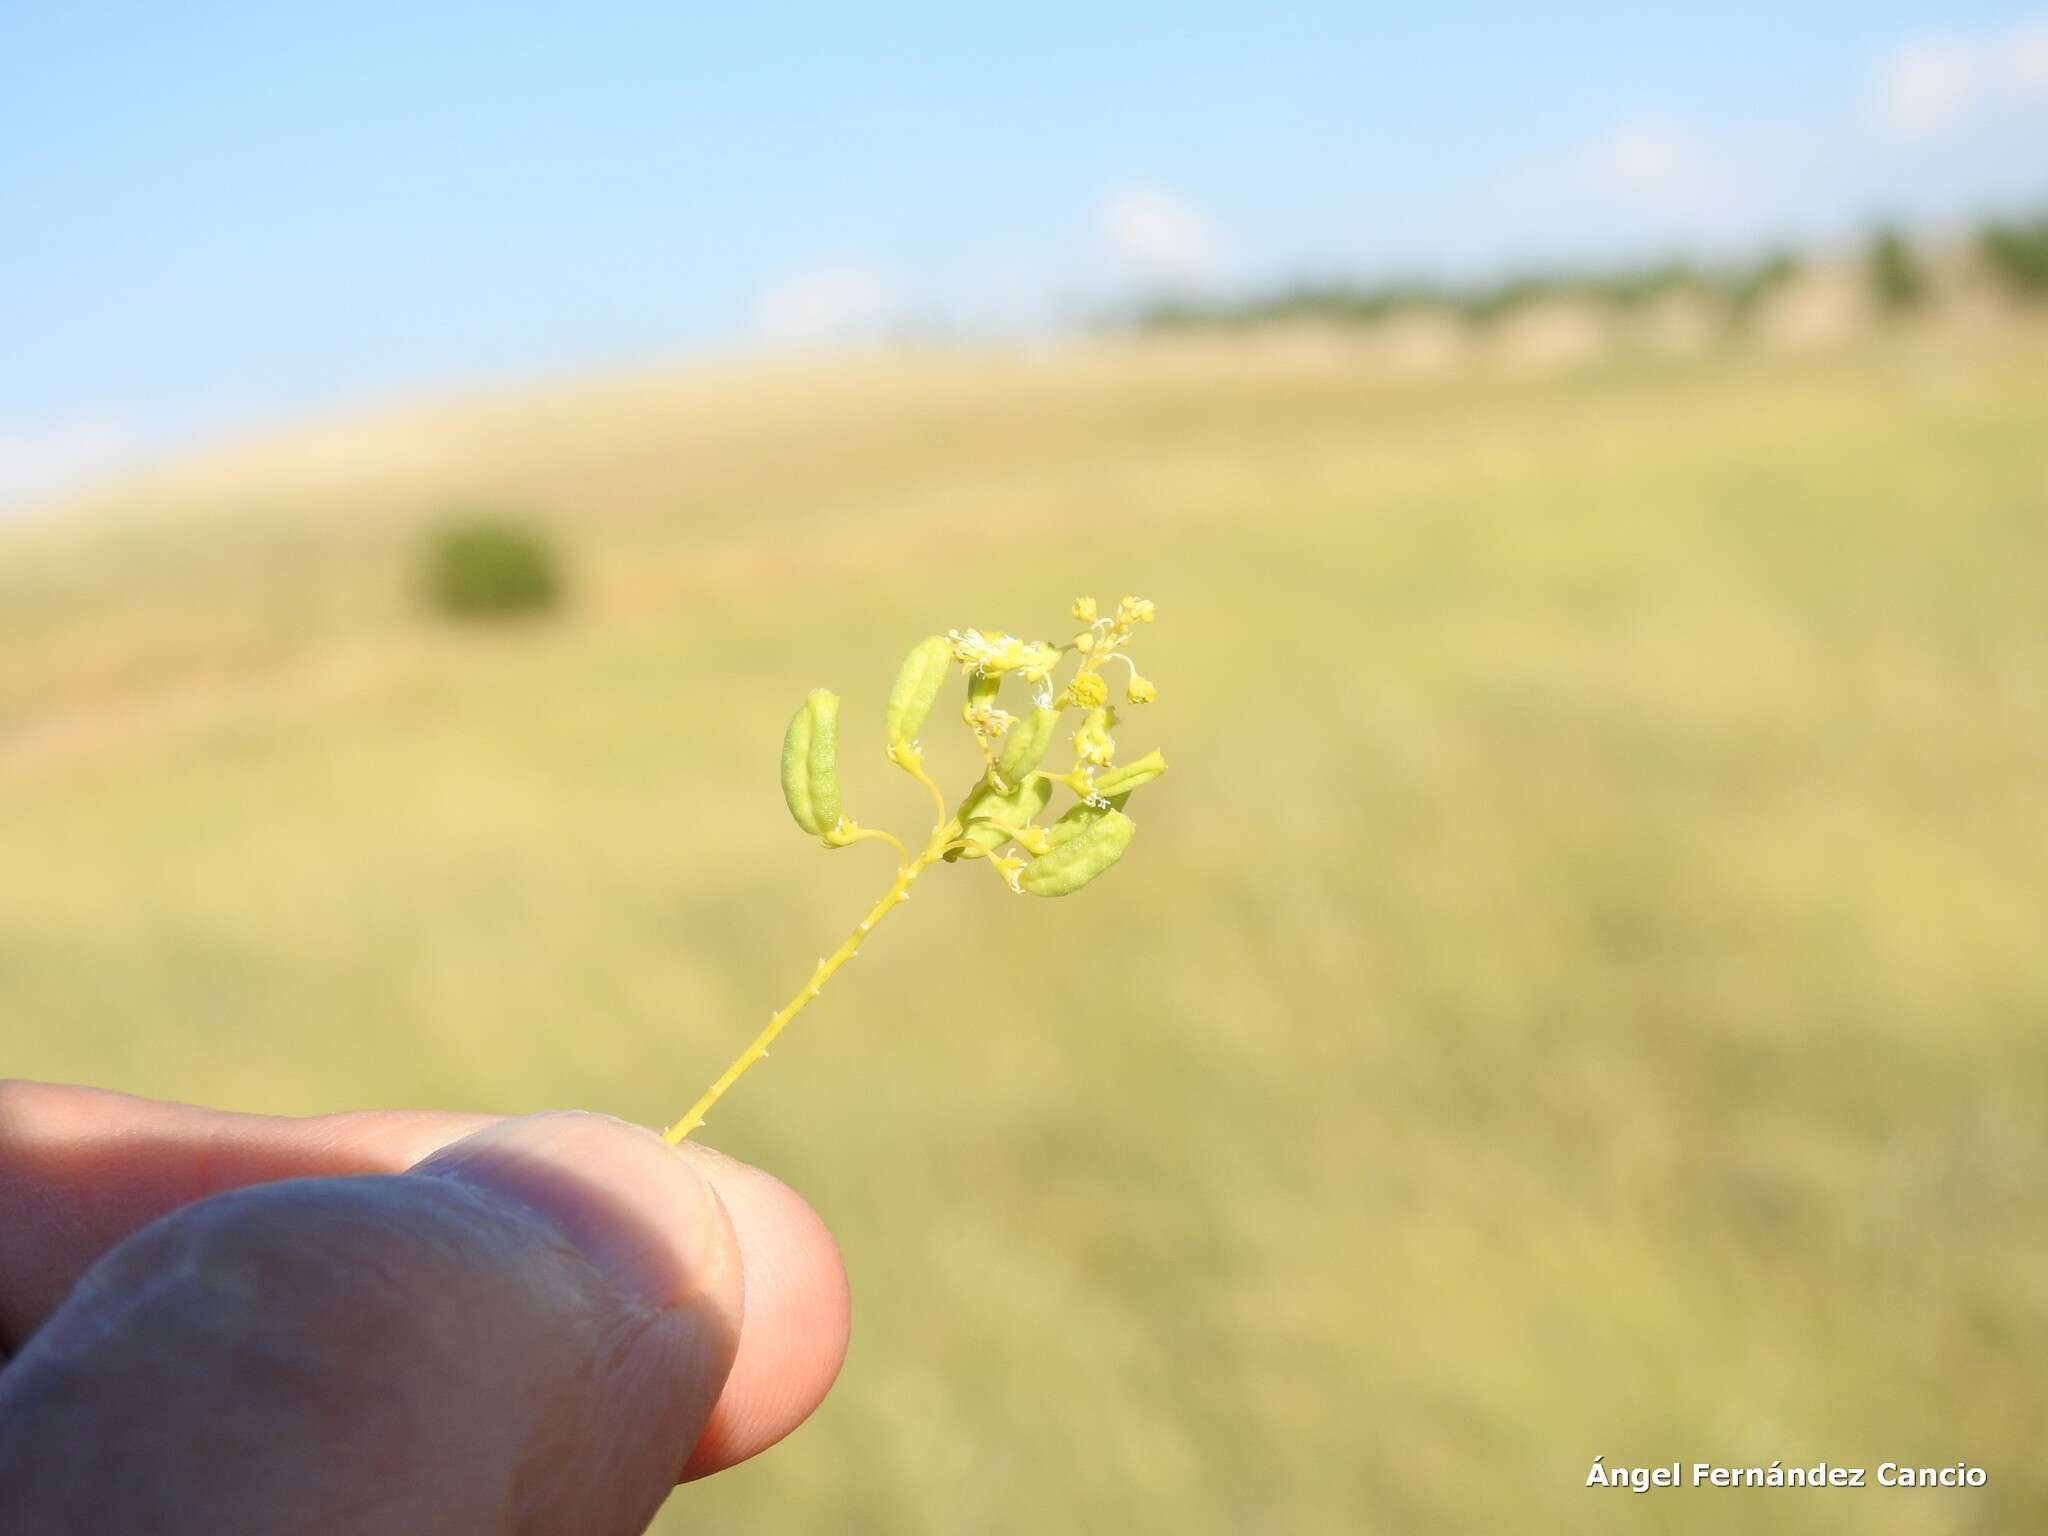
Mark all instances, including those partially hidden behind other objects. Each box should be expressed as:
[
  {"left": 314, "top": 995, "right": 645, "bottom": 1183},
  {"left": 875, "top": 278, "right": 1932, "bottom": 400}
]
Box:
[{"left": 4, "top": 330, "right": 2046, "bottom": 1532}]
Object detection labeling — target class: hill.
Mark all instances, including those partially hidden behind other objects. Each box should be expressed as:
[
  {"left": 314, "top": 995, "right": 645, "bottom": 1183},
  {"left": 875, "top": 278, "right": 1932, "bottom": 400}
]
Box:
[{"left": 5, "top": 331, "right": 2047, "bottom": 1532}]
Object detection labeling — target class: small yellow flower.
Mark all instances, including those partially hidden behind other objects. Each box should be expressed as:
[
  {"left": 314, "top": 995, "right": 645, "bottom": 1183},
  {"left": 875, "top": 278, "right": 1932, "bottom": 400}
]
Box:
[
  {"left": 1073, "top": 706, "right": 1118, "bottom": 767},
  {"left": 1116, "top": 595, "right": 1157, "bottom": 626},
  {"left": 1071, "top": 595, "right": 1099, "bottom": 624},
  {"left": 1125, "top": 673, "right": 1157, "bottom": 704},
  {"left": 1016, "top": 641, "right": 1061, "bottom": 682},
  {"left": 1064, "top": 672, "right": 1109, "bottom": 709},
  {"left": 946, "top": 628, "right": 1000, "bottom": 669},
  {"left": 950, "top": 627, "right": 1061, "bottom": 681}
]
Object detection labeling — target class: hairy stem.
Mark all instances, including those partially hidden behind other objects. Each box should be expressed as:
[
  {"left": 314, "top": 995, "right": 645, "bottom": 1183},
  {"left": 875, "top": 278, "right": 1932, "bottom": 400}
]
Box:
[{"left": 663, "top": 823, "right": 955, "bottom": 1143}]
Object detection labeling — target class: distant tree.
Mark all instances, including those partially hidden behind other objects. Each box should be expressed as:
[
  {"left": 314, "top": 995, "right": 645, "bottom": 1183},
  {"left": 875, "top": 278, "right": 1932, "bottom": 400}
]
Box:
[
  {"left": 1868, "top": 227, "right": 1928, "bottom": 314},
  {"left": 424, "top": 513, "right": 563, "bottom": 620},
  {"left": 1120, "top": 209, "right": 2048, "bottom": 336},
  {"left": 1978, "top": 217, "right": 2048, "bottom": 298},
  {"left": 1724, "top": 251, "right": 1801, "bottom": 322}
]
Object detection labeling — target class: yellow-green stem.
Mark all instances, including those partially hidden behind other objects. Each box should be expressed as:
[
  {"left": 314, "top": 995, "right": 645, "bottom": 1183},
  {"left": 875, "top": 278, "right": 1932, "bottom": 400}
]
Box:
[
  {"left": 838, "top": 824, "right": 910, "bottom": 865},
  {"left": 662, "top": 828, "right": 953, "bottom": 1144},
  {"left": 904, "top": 757, "right": 949, "bottom": 827}
]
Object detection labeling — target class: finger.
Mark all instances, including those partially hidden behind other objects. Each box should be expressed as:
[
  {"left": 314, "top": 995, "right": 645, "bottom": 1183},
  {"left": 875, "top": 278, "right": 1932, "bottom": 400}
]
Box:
[
  {"left": 0, "top": 1112, "right": 744, "bottom": 1534},
  {"left": 673, "top": 1143, "right": 852, "bottom": 1479},
  {"left": 0, "top": 1079, "right": 492, "bottom": 1347},
  {"left": 0, "top": 1081, "right": 853, "bottom": 1478}
]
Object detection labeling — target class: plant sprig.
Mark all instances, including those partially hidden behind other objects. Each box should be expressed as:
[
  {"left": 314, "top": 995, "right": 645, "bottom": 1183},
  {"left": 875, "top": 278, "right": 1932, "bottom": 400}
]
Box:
[{"left": 662, "top": 595, "right": 1166, "bottom": 1143}]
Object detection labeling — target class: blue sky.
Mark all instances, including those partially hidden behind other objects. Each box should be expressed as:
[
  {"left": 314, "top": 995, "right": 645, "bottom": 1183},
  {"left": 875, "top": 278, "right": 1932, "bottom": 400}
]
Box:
[{"left": 4, "top": 2, "right": 2047, "bottom": 503}]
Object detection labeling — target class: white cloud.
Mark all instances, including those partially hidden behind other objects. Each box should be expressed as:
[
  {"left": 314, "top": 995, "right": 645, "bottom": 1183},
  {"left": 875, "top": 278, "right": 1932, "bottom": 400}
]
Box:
[
  {"left": 1098, "top": 186, "right": 1223, "bottom": 288},
  {"left": 1874, "top": 15, "right": 2048, "bottom": 140},
  {"left": 1567, "top": 119, "right": 1765, "bottom": 233},
  {"left": 1877, "top": 36, "right": 1983, "bottom": 138},
  {"left": 754, "top": 264, "right": 898, "bottom": 349},
  {"left": 1580, "top": 120, "right": 1702, "bottom": 199},
  {"left": 2011, "top": 18, "right": 2048, "bottom": 90},
  {"left": 0, "top": 419, "right": 146, "bottom": 514},
  {"left": 1436, "top": 113, "right": 1798, "bottom": 269}
]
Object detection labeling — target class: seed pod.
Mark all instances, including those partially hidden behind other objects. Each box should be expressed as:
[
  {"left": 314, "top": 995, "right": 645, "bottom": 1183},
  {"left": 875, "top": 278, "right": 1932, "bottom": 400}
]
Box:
[
  {"left": 964, "top": 671, "right": 1000, "bottom": 721},
  {"left": 1019, "top": 808, "right": 1136, "bottom": 897},
  {"left": 1091, "top": 748, "right": 1167, "bottom": 799},
  {"left": 994, "top": 706, "right": 1059, "bottom": 787},
  {"left": 884, "top": 634, "right": 951, "bottom": 748},
  {"left": 1042, "top": 794, "right": 1129, "bottom": 850},
  {"left": 780, "top": 688, "right": 842, "bottom": 837},
  {"left": 947, "top": 774, "right": 1053, "bottom": 862}
]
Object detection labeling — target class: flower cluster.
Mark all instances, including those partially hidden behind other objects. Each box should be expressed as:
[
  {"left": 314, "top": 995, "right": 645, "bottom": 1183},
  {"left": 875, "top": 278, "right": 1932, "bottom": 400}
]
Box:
[
  {"left": 944, "top": 628, "right": 1061, "bottom": 683},
  {"left": 784, "top": 594, "right": 1167, "bottom": 896},
  {"left": 666, "top": 594, "right": 1169, "bottom": 1143},
  {"left": 947, "top": 595, "right": 1162, "bottom": 837}
]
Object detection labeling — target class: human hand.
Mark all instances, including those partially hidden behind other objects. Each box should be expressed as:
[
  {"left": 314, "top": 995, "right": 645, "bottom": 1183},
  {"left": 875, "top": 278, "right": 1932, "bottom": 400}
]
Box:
[{"left": 0, "top": 1083, "right": 850, "bottom": 1534}]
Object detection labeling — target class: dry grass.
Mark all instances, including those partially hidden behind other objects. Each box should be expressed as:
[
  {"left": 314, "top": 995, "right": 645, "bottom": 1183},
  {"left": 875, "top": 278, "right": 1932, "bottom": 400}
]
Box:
[{"left": 4, "top": 329, "right": 2046, "bottom": 1531}]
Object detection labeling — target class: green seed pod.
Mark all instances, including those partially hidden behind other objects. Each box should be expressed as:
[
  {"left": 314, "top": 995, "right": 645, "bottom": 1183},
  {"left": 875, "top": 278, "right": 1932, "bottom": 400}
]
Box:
[
  {"left": 780, "top": 688, "right": 842, "bottom": 837},
  {"left": 1019, "top": 808, "right": 1136, "bottom": 897},
  {"left": 1090, "top": 748, "right": 1167, "bottom": 799},
  {"left": 1042, "top": 794, "right": 1129, "bottom": 850},
  {"left": 884, "top": 634, "right": 951, "bottom": 748},
  {"left": 947, "top": 774, "right": 1053, "bottom": 862},
  {"left": 994, "top": 706, "right": 1059, "bottom": 787},
  {"left": 964, "top": 671, "right": 1000, "bottom": 721}
]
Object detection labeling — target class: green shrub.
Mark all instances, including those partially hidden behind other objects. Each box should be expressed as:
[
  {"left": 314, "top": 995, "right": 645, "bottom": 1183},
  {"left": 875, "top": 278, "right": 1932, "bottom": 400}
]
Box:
[
  {"left": 1868, "top": 227, "right": 1927, "bottom": 313},
  {"left": 1979, "top": 217, "right": 2048, "bottom": 298},
  {"left": 423, "top": 514, "right": 563, "bottom": 620},
  {"left": 1724, "top": 250, "right": 1800, "bottom": 322}
]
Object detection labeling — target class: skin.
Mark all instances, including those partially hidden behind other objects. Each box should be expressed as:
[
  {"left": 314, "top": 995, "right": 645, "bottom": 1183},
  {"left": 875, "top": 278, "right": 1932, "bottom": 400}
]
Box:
[{"left": 0, "top": 1081, "right": 852, "bottom": 1534}]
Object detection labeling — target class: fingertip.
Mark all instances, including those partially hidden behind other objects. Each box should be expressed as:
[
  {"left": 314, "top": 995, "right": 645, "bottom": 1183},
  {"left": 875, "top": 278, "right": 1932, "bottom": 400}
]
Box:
[
  {"left": 411, "top": 1112, "right": 742, "bottom": 1320},
  {"left": 674, "top": 1144, "right": 852, "bottom": 1480},
  {"left": 413, "top": 1120, "right": 852, "bottom": 1481}
]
